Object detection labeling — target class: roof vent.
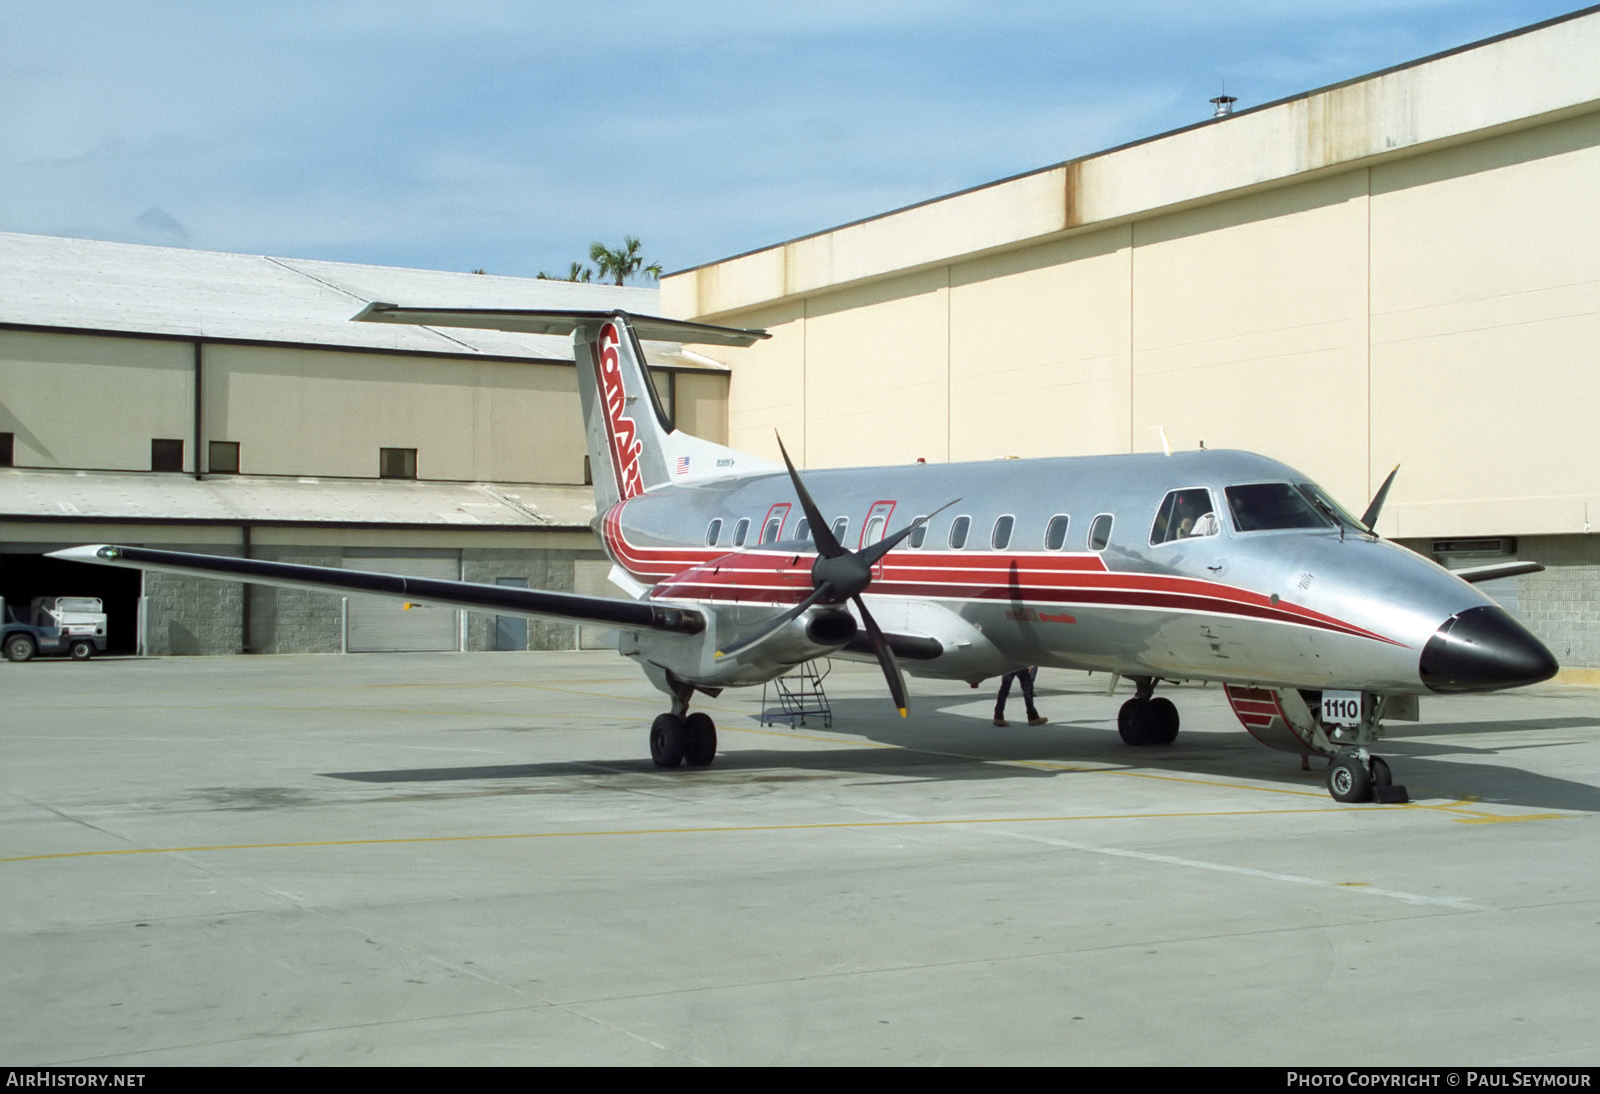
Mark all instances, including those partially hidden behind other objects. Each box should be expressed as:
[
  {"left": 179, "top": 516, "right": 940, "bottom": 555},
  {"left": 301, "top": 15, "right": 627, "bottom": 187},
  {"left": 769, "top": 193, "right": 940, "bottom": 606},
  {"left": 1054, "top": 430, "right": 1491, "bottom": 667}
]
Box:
[{"left": 1210, "top": 94, "right": 1237, "bottom": 118}]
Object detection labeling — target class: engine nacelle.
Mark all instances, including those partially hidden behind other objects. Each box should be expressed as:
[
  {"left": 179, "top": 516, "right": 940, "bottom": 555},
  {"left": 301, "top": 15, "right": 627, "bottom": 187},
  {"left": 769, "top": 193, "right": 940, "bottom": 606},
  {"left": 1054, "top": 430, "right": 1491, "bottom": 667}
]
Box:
[{"left": 759, "top": 608, "right": 858, "bottom": 666}]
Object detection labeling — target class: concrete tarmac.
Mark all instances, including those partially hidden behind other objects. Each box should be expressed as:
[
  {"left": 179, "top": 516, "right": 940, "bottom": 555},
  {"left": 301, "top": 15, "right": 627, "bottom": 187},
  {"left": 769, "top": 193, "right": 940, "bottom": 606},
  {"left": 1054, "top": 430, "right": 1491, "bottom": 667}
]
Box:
[{"left": 2, "top": 651, "right": 1597, "bottom": 1066}]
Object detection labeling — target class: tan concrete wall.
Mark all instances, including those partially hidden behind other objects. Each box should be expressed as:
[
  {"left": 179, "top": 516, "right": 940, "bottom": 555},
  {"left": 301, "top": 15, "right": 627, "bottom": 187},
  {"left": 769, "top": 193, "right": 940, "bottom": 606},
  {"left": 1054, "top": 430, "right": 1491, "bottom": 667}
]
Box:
[
  {"left": 0, "top": 330, "right": 193, "bottom": 471},
  {"left": 949, "top": 229, "right": 1133, "bottom": 461},
  {"left": 203, "top": 344, "right": 585, "bottom": 483},
  {"left": 1129, "top": 172, "right": 1373, "bottom": 509},
  {"left": 675, "top": 65, "right": 1600, "bottom": 539},
  {"left": 1368, "top": 111, "right": 1600, "bottom": 537},
  {"left": 673, "top": 371, "right": 730, "bottom": 445}
]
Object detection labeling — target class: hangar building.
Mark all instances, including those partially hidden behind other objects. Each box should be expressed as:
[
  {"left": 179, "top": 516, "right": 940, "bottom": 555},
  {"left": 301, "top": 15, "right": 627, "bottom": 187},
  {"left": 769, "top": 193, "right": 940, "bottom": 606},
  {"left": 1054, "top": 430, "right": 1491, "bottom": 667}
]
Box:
[
  {"left": 662, "top": 8, "right": 1600, "bottom": 675},
  {"left": 0, "top": 234, "right": 730, "bottom": 655}
]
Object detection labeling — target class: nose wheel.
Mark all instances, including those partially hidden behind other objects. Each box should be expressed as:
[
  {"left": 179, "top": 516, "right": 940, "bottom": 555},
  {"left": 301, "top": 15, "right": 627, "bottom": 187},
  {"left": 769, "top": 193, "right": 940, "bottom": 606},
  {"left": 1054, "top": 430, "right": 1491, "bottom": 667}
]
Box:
[{"left": 1327, "top": 752, "right": 1403, "bottom": 803}]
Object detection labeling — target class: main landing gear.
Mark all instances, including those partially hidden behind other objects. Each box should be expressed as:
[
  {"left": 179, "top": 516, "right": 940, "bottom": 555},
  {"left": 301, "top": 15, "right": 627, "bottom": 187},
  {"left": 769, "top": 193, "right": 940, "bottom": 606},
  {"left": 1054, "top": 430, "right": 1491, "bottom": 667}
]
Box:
[
  {"left": 1117, "top": 676, "right": 1180, "bottom": 746},
  {"left": 649, "top": 679, "right": 718, "bottom": 769}
]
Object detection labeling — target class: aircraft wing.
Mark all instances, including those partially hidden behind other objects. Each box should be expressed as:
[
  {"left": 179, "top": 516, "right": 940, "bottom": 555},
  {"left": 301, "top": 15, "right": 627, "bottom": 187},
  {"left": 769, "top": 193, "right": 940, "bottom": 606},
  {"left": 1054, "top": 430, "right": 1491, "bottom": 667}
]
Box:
[{"left": 46, "top": 545, "right": 704, "bottom": 636}]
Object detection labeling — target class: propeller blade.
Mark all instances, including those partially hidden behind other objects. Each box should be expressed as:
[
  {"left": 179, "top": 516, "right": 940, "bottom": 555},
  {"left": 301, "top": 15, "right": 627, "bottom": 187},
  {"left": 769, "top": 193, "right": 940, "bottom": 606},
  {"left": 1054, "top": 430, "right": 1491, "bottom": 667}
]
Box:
[
  {"left": 1361, "top": 464, "right": 1400, "bottom": 532},
  {"left": 857, "top": 498, "right": 961, "bottom": 569},
  {"left": 854, "top": 595, "right": 909, "bottom": 717},
  {"left": 716, "top": 584, "right": 834, "bottom": 658},
  {"left": 775, "top": 434, "right": 845, "bottom": 559}
]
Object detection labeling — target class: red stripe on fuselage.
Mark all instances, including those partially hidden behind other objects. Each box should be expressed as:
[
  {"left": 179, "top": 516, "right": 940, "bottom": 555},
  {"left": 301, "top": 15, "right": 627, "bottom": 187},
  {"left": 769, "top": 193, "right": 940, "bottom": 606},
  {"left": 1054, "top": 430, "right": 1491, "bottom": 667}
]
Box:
[{"left": 599, "top": 500, "right": 1404, "bottom": 647}]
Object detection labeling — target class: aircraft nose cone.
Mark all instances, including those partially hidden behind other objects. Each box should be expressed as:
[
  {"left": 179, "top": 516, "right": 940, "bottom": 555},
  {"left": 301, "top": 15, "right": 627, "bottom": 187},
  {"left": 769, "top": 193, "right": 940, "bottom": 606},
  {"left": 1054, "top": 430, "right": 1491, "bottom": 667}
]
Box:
[{"left": 1419, "top": 605, "right": 1558, "bottom": 693}]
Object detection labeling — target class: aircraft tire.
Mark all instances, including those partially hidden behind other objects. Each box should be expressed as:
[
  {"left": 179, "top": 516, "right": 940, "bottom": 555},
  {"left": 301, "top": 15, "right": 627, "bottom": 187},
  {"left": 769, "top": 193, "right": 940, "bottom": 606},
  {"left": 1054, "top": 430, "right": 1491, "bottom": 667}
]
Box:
[
  {"left": 1117, "top": 698, "right": 1152, "bottom": 746},
  {"left": 1327, "top": 756, "right": 1373, "bottom": 803},
  {"left": 1369, "top": 756, "right": 1392, "bottom": 786},
  {"left": 1149, "top": 697, "right": 1180, "bottom": 745},
  {"left": 650, "top": 713, "right": 686, "bottom": 768},
  {"left": 4, "top": 635, "right": 35, "bottom": 662},
  {"left": 683, "top": 712, "right": 717, "bottom": 767},
  {"left": 69, "top": 640, "right": 95, "bottom": 661}
]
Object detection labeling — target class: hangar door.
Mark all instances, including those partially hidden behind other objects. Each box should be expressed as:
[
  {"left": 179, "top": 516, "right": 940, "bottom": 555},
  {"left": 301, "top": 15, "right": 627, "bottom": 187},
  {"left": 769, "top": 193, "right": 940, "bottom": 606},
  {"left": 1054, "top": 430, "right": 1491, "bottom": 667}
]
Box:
[
  {"left": 343, "top": 554, "right": 461, "bottom": 652},
  {"left": 574, "top": 558, "right": 630, "bottom": 649}
]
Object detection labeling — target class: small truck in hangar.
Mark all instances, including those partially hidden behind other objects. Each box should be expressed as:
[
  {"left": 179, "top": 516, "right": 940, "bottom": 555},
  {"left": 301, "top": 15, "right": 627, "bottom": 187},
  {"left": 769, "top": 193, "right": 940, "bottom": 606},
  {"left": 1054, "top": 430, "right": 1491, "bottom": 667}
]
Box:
[{"left": 2, "top": 596, "right": 109, "bottom": 661}]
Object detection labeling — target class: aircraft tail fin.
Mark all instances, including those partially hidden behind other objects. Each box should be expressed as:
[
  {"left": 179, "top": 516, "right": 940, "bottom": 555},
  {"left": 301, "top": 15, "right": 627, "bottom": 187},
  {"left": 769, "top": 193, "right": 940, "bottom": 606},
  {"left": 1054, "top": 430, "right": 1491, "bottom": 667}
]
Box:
[{"left": 353, "top": 306, "right": 774, "bottom": 510}]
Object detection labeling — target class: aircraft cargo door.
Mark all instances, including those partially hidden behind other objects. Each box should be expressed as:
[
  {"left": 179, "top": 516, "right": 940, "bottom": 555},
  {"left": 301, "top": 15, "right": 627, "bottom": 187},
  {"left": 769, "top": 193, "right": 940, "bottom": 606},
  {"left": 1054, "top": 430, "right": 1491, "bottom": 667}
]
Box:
[
  {"left": 574, "top": 557, "right": 629, "bottom": 649},
  {"left": 342, "top": 554, "right": 462, "bottom": 652}
]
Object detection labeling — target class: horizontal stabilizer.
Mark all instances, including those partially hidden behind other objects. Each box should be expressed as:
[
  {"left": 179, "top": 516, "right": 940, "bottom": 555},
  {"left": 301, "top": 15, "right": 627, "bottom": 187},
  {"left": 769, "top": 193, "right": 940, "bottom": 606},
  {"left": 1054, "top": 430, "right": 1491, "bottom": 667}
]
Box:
[
  {"left": 1451, "top": 560, "right": 1545, "bottom": 584},
  {"left": 352, "top": 305, "right": 769, "bottom": 347},
  {"left": 47, "top": 545, "right": 704, "bottom": 635}
]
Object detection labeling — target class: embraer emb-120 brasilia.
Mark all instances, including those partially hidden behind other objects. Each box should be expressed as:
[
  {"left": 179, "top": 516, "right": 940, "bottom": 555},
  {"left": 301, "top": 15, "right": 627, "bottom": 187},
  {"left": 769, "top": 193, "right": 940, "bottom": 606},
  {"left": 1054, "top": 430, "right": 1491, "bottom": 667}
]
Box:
[{"left": 52, "top": 307, "right": 1559, "bottom": 803}]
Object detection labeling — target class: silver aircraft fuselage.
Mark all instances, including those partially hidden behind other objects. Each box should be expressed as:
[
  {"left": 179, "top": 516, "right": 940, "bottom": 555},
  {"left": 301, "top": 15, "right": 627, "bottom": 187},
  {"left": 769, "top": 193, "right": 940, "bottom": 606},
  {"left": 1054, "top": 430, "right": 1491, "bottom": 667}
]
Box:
[{"left": 604, "top": 448, "right": 1549, "bottom": 697}]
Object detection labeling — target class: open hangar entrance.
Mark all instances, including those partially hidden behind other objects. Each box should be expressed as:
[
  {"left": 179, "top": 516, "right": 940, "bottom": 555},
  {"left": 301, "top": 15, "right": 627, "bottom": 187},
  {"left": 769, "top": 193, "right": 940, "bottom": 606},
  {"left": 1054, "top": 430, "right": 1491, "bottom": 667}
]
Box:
[{"left": 0, "top": 549, "right": 142, "bottom": 655}]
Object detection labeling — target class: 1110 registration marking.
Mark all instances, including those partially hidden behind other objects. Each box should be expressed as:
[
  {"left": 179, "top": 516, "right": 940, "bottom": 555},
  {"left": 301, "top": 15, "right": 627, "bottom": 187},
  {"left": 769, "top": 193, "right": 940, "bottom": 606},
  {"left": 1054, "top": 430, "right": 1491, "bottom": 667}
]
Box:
[{"left": 1321, "top": 690, "right": 1362, "bottom": 726}]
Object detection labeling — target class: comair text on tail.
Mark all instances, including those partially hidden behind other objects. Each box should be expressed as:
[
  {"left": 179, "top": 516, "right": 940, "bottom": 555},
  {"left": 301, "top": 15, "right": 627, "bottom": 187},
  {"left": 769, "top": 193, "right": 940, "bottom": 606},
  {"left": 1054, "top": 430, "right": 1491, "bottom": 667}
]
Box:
[{"left": 51, "top": 301, "right": 1558, "bottom": 800}]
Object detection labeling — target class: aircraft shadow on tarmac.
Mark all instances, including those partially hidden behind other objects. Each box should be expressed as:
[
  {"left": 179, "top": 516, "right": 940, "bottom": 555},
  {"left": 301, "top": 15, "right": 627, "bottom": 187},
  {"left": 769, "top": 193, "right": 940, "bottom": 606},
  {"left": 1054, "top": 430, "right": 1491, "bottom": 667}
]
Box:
[{"left": 316, "top": 694, "right": 1600, "bottom": 815}]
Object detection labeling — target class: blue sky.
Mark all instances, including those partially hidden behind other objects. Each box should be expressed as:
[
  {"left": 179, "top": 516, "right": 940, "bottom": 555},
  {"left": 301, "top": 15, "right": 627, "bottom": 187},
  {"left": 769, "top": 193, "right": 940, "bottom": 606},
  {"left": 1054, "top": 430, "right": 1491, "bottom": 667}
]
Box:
[{"left": 2, "top": 1, "right": 1589, "bottom": 278}]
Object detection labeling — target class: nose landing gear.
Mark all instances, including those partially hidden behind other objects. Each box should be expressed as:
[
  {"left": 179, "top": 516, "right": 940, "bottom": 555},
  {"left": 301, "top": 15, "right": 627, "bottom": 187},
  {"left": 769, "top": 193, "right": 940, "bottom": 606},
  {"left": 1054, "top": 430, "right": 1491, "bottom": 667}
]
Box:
[{"left": 1328, "top": 750, "right": 1404, "bottom": 804}]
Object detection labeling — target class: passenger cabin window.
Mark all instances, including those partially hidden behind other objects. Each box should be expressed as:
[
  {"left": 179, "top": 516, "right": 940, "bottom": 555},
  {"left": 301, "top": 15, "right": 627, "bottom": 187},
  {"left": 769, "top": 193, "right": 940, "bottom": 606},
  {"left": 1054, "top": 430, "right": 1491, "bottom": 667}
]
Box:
[
  {"left": 762, "top": 518, "right": 782, "bottom": 544},
  {"left": 1150, "top": 488, "right": 1219, "bottom": 545},
  {"left": 1044, "top": 514, "right": 1070, "bottom": 550},
  {"left": 1088, "top": 514, "right": 1113, "bottom": 552},
  {"left": 705, "top": 518, "right": 722, "bottom": 547},
  {"left": 1225, "top": 483, "right": 1329, "bottom": 532},
  {"left": 949, "top": 516, "right": 971, "bottom": 550},
  {"left": 733, "top": 518, "right": 750, "bottom": 547},
  {"left": 909, "top": 517, "right": 928, "bottom": 549},
  {"left": 795, "top": 518, "right": 811, "bottom": 542},
  {"left": 831, "top": 517, "right": 849, "bottom": 543},
  {"left": 991, "top": 515, "right": 1014, "bottom": 550},
  {"left": 863, "top": 515, "right": 887, "bottom": 546}
]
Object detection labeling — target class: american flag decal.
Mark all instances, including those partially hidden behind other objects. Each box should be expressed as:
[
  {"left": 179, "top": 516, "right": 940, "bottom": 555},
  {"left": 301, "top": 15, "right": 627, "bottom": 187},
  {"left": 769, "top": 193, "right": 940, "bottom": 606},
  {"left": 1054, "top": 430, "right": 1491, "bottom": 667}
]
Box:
[{"left": 675, "top": 456, "right": 691, "bottom": 475}]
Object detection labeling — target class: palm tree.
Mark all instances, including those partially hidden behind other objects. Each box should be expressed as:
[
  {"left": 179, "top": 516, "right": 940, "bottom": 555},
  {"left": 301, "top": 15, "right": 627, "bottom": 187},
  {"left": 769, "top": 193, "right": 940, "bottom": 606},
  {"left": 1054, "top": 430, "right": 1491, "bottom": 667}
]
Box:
[
  {"left": 588, "top": 236, "right": 663, "bottom": 286},
  {"left": 537, "top": 262, "right": 593, "bottom": 282}
]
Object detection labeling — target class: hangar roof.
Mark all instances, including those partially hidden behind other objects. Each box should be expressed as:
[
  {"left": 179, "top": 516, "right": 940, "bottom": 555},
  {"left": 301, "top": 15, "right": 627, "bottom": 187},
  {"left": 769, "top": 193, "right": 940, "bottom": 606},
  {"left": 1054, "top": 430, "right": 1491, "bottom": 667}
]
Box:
[
  {"left": 0, "top": 233, "right": 724, "bottom": 371},
  {"left": 0, "top": 469, "right": 595, "bottom": 529}
]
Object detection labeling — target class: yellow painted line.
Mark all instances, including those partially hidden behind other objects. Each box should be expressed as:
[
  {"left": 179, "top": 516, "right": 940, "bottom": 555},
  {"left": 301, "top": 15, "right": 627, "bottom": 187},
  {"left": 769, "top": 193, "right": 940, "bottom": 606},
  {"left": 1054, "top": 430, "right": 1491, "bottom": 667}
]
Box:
[{"left": 0, "top": 806, "right": 1353, "bottom": 864}]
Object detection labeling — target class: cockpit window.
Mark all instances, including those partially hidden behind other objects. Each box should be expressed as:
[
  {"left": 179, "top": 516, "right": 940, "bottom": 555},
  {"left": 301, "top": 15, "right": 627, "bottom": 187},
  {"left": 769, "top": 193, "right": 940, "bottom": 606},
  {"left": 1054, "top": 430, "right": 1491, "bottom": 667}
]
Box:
[
  {"left": 1225, "top": 483, "right": 1331, "bottom": 532},
  {"left": 1151, "top": 488, "right": 1219, "bottom": 545}
]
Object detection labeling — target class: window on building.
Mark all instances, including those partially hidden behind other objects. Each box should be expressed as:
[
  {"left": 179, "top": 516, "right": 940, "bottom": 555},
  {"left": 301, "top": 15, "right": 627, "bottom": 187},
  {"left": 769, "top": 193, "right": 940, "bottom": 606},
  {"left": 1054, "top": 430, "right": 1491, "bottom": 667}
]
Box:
[
  {"left": 991, "top": 515, "right": 1014, "bottom": 550},
  {"left": 208, "top": 441, "right": 240, "bottom": 474},
  {"left": 1044, "top": 514, "right": 1070, "bottom": 550},
  {"left": 380, "top": 447, "right": 417, "bottom": 480},
  {"left": 0, "top": 432, "right": 13, "bottom": 467},
  {"left": 151, "top": 439, "right": 184, "bottom": 472}
]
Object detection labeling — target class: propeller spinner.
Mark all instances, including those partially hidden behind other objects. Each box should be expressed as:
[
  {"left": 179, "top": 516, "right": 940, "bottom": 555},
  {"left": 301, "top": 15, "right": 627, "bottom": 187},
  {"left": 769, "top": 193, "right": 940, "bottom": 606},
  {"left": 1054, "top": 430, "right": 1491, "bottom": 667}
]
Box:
[{"left": 716, "top": 436, "right": 956, "bottom": 717}]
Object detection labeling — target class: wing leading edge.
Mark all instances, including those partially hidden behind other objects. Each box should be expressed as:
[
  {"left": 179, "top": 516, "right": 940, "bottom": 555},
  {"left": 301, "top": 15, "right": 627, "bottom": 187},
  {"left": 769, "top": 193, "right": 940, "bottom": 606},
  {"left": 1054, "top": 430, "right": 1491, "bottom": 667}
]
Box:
[{"left": 46, "top": 545, "right": 704, "bottom": 635}]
